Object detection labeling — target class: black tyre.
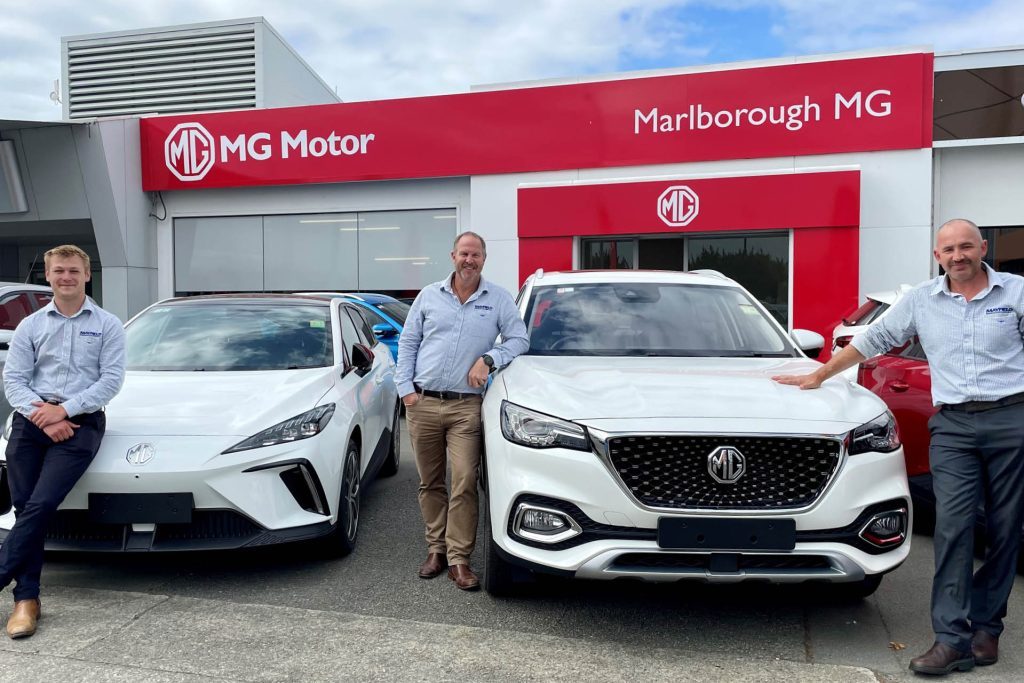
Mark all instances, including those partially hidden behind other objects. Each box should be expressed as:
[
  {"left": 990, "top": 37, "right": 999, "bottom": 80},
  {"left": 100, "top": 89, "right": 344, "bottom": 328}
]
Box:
[
  {"left": 378, "top": 405, "right": 401, "bottom": 478},
  {"left": 482, "top": 493, "right": 517, "bottom": 596},
  {"left": 322, "top": 440, "right": 361, "bottom": 557}
]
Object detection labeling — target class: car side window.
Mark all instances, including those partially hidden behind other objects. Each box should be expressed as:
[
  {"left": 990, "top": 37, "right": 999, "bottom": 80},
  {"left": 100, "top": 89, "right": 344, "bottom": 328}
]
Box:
[
  {"left": 337, "top": 306, "right": 361, "bottom": 365},
  {"left": 32, "top": 292, "right": 53, "bottom": 309},
  {"left": 0, "top": 293, "right": 35, "bottom": 331},
  {"left": 344, "top": 307, "right": 374, "bottom": 348},
  {"left": 356, "top": 305, "right": 388, "bottom": 329},
  {"left": 900, "top": 337, "right": 927, "bottom": 361}
]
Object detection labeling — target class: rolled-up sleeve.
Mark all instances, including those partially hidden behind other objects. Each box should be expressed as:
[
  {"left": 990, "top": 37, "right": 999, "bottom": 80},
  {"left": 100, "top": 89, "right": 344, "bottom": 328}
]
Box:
[
  {"left": 395, "top": 296, "right": 424, "bottom": 397},
  {"left": 3, "top": 319, "right": 43, "bottom": 417},
  {"left": 487, "top": 294, "right": 529, "bottom": 367},
  {"left": 61, "top": 315, "right": 126, "bottom": 418},
  {"left": 850, "top": 293, "right": 918, "bottom": 360}
]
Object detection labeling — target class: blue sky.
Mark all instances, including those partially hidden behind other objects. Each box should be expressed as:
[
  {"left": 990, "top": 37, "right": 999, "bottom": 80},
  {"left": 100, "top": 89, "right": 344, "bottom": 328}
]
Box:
[{"left": 2, "top": 0, "right": 1022, "bottom": 121}]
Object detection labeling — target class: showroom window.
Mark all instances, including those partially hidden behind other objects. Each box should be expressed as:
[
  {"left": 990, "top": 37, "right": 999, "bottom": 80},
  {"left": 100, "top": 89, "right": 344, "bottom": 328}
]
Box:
[
  {"left": 934, "top": 65, "right": 1024, "bottom": 141},
  {"left": 981, "top": 226, "right": 1024, "bottom": 275},
  {"left": 174, "top": 209, "right": 457, "bottom": 297},
  {"left": 580, "top": 233, "right": 789, "bottom": 326}
]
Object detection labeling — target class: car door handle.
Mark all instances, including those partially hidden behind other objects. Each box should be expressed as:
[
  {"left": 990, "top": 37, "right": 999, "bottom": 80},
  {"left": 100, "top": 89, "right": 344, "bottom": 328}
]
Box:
[{"left": 889, "top": 381, "right": 909, "bottom": 393}]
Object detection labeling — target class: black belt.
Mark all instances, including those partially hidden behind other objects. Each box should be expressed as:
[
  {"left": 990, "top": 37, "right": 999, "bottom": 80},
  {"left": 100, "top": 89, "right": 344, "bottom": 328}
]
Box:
[
  {"left": 942, "top": 391, "right": 1024, "bottom": 413},
  {"left": 415, "top": 385, "right": 479, "bottom": 401}
]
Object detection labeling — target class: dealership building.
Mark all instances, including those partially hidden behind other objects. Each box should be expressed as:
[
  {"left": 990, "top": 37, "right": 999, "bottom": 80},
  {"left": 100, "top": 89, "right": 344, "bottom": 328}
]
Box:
[{"left": 1, "top": 17, "right": 1022, "bottom": 340}]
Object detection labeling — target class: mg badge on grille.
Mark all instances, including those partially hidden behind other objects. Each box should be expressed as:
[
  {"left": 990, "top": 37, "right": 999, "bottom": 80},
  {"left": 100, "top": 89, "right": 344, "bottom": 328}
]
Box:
[
  {"left": 708, "top": 446, "right": 745, "bottom": 484},
  {"left": 126, "top": 443, "right": 155, "bottom": 466}
]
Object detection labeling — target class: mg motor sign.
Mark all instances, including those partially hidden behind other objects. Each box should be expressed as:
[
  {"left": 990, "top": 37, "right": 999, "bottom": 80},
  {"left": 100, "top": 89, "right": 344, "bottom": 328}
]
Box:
[
  {"left": 140, "top": 52, "right": 932, "bottom": 191},
  {"left": 708, "top": 446, "right": 746, "bottom": 484},
  {"left": 657, "top": 186, "right": 699, "bottom": 227},
  {"left": 164, "top": 122, "right": 215, "bottom": 182}
]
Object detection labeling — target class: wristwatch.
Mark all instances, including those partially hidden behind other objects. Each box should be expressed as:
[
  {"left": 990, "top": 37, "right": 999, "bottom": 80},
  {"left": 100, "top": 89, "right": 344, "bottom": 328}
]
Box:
[{"left": 482, "top": 354, "right": 495, "bottom": 371}]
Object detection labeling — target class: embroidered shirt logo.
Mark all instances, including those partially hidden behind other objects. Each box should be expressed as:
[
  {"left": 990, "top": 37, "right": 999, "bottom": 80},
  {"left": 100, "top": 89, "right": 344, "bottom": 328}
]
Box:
[
  {"left": 985, "top": 307, "right": 1013, "bottom": 315},
  {"left": 79, "top": 331, "right": 102, "bottom": 337}
]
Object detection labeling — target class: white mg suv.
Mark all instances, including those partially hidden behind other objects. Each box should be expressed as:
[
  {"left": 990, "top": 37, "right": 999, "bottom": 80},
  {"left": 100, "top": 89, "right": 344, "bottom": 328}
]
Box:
[{"left": 481, "top": 270, "right": 910, "bottom": 598}]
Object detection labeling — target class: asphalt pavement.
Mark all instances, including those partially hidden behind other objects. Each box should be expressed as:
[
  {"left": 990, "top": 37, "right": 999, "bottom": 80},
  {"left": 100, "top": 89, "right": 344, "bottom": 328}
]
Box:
[{"left": 2, "top": 420, "right": 1023, "bottom": 681}]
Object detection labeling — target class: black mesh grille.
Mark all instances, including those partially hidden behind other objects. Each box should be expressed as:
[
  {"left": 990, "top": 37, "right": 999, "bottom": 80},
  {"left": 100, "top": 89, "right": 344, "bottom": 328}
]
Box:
[
  {"left": 46, "top": 511, "right": 124, "bottom": 543},
  {"left": 607, "top": 435, "right": 842, "bottom": 509},
  {"left": 154, "top": 510, "right": 261, "bottom": 542}
]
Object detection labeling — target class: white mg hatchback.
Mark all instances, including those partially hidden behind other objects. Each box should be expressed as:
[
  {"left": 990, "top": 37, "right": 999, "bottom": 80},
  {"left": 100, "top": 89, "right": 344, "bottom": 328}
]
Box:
[
  {"left": 0, "top": 295, "right": 400, "bottom": 555},
  {"left": 481, "top": 270, "right": 910, "bottom": 598}
]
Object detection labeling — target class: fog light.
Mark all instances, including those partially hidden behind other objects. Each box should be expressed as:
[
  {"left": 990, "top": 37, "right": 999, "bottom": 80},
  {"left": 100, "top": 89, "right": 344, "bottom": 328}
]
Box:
[
  {"left": 512, "top": 504, "right": 583, "bottom": 544},
  {"left": 859, "top": 508, "right": 908, "bottom": 549}
]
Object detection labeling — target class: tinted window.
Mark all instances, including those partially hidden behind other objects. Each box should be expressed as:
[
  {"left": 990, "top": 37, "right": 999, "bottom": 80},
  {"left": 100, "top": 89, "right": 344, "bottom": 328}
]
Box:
[
  {"left": 844, "top": 299, "right": 889, "bottom": 326},
  {"left": 32, "top": 293, "right": 53, "bottom": 308},
  {"left": 346, "top": 307, "right": 375, "bottom": 347},
  {"left": 374, "top": 300, "right": 410, "bottom": 325},
  {"left": 125, "top": 303, "right": 333, "bottom": 371},
  {"left": 900, "top": 337, "right": 927, "bottom": 361},
  {"left": 0, "top": 294, "right": 34, "bottom": 331},
  {"left": 524, "top": 283, "right": 794, "bottom": 357}
]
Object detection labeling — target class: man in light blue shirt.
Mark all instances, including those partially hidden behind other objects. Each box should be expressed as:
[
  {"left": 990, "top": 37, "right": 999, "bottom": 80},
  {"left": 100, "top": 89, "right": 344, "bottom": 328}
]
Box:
[
  {"left": 0, "top": 245, "right": 125, "bottom": 639},
  {"left": 397, "top": 231, "right": 527, "bottom": 590},
  {"left": 774, "top": 219, "right": 1024, "bottom": 675}
]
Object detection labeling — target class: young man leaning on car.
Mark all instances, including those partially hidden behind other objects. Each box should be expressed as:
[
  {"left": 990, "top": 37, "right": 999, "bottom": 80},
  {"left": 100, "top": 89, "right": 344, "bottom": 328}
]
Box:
[
  {"left": 0, "top": 245, "right": 126, "bottom": 638},
  {"left": 396, "top": 231, "right": 528, "bottom": 591},
  {"left": 774, "top": 219, "right": 1024, "bottom": 677}
]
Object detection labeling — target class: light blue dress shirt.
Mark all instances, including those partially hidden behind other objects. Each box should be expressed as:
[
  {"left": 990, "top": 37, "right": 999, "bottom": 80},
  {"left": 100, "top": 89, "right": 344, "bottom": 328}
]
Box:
[
  {"left": 851, "top": 263, "right": 1024, "bottom": 406},
  {"left": 3, "top": 297, "right": 126, "bottom": 418},
  {"left": 396, "top": 274, "right": 528, "bottom": 397}
]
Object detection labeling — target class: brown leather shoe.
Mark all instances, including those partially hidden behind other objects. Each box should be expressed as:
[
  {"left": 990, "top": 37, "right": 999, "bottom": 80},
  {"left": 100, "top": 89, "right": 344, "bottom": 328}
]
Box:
[
  {"left": 908, "top": 642, "right": 974, "bottom": 675},
  {"left": 447, "top": 564, "right": 480, "bottom": 591},
  {"left": 418, "top": 552, "right": 447, "bottom": 579},
  {"left": 6, "top": 599, "right": 41, "bottom": 639},
  {"left": 971, "top": 630, "right": 998, "bottom": 666}
]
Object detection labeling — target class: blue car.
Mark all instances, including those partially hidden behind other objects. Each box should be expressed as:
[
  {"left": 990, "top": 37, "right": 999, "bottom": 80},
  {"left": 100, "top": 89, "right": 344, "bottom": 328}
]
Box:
[{"left": 301, "top": 292, "right": 409, "bottom": 361}]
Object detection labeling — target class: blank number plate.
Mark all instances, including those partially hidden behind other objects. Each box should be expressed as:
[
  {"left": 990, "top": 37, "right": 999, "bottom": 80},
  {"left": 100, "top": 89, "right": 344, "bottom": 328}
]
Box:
[{"left": 657, "top": 517, "right": 795, "bottom": 551}]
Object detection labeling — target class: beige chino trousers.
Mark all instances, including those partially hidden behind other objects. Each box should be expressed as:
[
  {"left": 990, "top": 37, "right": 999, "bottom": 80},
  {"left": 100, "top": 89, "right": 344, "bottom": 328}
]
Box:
[{"left": 405, "top": 395, "right": 483, "bottom": 565}]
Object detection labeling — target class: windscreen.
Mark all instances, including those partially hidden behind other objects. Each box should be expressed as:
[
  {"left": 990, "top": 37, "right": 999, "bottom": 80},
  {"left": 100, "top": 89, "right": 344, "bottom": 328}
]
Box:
[
  {"left": 126, "top": 303, "right": 334, "bottom": 371},
  {"left": 375, "top": 300, "right": 410, "bottom": 325},
  {"left": 524, "top": 283, "right": 794, "bottom": 357}
]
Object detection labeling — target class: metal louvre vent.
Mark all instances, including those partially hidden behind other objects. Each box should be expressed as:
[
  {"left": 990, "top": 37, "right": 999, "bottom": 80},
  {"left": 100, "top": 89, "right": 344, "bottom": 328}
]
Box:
[
  {"left": 65, "top": 27, "right": 257, "bottom": 119},
  {"left": 607, "top": 435, "right": 842, "bottom": 510}
]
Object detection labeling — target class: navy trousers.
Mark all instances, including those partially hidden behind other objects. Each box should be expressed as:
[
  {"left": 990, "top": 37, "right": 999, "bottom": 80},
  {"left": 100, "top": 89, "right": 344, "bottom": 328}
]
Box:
[
  {"left": 0, "top": 411, "right": 105, "bottom": 600},
  {"left": 928, "top": 402, "right": 1024, "bottom": 652}
]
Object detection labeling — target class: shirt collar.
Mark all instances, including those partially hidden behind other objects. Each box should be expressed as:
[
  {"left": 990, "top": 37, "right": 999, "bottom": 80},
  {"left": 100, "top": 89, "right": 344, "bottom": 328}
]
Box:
[
  {"left": 43, "top": 296, "right": 95, "bottom": 319},
  {"left": 440, "top": 273, "right": 489, "bottom": 298},
  {"left": 931, "top": 262, "right": 1002, "bottom": 298}
]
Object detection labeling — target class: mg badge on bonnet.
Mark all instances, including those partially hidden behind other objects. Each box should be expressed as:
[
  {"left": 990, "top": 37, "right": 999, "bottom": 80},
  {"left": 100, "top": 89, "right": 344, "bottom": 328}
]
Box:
[
  {"left": 708, "top": 446, "right": 745, "bottom": 483},
  {"left": 126, "top": 443, "right": 155, "bottom": 466}
]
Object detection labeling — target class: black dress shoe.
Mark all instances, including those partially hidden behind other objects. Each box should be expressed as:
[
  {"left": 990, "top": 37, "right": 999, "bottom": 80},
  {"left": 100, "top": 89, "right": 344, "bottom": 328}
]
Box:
[
  {"left": 418, "top": 552, "right": 447, "bottom": 579},
  {"left": 908, "top": 642, "right": 974, "bottom": 675},
  {"left": 971, "top": 630, "right": 998, "bottom": 666},
  {"left": 447, "top": 564, "right": 480, "bottom": 591}
]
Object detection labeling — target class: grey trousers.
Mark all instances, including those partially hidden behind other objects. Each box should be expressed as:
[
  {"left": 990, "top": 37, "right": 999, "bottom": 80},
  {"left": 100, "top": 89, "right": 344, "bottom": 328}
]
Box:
[{"left": 928, "top": 402, "right": 1024, "bottom": 652}]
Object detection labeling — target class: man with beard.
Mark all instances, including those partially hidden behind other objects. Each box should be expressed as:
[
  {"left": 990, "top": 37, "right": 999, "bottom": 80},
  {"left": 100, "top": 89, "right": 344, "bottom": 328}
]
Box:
[
  {"left": 773, "top": 219, "right": 1024, "bottom": 676},
  {"left": 396, "top": 232, "right": 528, "bottom": 590}
]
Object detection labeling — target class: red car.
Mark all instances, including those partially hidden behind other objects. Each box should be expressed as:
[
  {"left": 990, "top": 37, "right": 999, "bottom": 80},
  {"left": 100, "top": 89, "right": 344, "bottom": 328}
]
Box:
[{"left": 858, "top": 342, "right": 1024, "bottom": 557}]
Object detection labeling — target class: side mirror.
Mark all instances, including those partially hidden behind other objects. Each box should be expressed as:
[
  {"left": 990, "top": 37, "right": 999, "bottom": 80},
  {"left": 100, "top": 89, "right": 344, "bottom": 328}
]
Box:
[
  {"left": 372, "top": 323, "right": 397, "bottom": 339},
  {"left": 351, "top": 343, "right": 375, "bottom": 374},
  {"left": 790, "top": 329, "right": 825, "bottom": 359}
]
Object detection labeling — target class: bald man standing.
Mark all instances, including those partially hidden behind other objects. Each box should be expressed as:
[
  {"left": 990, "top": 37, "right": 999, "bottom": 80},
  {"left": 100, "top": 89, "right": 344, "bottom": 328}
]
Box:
[{"left": 774, "top": 219, "right": 1024, "bottom": 676}]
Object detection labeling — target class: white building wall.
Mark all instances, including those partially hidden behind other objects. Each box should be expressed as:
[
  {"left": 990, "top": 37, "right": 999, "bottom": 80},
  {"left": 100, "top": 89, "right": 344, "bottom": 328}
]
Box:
[{"left": 934, "top": 142, "right": 1024, "bottom": 229}]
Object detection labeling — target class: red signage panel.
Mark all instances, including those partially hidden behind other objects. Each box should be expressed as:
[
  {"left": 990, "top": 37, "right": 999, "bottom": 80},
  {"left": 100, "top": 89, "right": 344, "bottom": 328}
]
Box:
[{"left": 142, "top": 53, "right": 932, "bottom": 191}]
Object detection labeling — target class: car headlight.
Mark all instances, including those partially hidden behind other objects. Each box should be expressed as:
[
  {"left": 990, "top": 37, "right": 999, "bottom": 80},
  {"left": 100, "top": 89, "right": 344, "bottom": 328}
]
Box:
[
  {"left": 222, "top": 404, "right": 336, "bottom": 454},
  {"left": 500, "top": 400, "right": 590, "bottom": 451},
  {"left": 848, "top": 412, "right": 900, "bottom": 455}
]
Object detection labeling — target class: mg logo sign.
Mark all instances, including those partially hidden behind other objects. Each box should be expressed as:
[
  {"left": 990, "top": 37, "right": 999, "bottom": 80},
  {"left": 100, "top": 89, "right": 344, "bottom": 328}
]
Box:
[
  {"left": 164, "top": 122, "right": 215, "bottom": 182},
  {"left": 126, "top": 443, "right": 156, "bottom": 466},
  {"left": 707, "top": 446, "right": 745, "bottom": 484},
  {"left": 657, "top": 185, "right": 699, "bottom": 227}
]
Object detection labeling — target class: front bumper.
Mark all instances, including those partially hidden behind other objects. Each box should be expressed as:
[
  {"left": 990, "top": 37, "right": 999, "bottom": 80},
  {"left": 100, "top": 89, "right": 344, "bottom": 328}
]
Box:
[{"left": 483, "top": 427, "right": 912, "bottom": 583}]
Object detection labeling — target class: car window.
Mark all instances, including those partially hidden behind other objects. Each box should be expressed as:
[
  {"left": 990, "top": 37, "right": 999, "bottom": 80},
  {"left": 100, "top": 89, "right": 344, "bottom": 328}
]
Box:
[
  {"left": 125, "top": 303, "right": 333, "bottom": 371},
  {"left": 523, "top": 283, "right": 795, "bottom": 357},
  {"left": 32, "top": 292, "right": 53, "bottom": 309},
  {"left": 337, "top": 306, "right": 360, "bottom": 365},
  {"left": 374, "top": 300, "right": 409, "bottom": 325},
  {"left": 843, "top": 299, "right": 889, "bottom": 326},
  {"left": 357, "top": 305, "right": 388, "bottom": 328},
  {"left": 346, "top": 307, "right": 375, "bottom": 348},
  {"left": 0, "top": 293, "right": 35, "bottom": 331}
]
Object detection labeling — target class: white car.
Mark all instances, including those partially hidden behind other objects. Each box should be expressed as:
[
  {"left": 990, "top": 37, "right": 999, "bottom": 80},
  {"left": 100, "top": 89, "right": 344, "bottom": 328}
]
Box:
[
  {"left": 0, "top": 294, "right": 400, "bottom": 555},
  {"left": 831, "top": 285, "right": 912, "bottom": 381},
  {"left": 0, "top": 283, "right": 54, "bottom": 422},
  {"left": 481, "top": 270, "right": 910, "bottom": 598}
]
